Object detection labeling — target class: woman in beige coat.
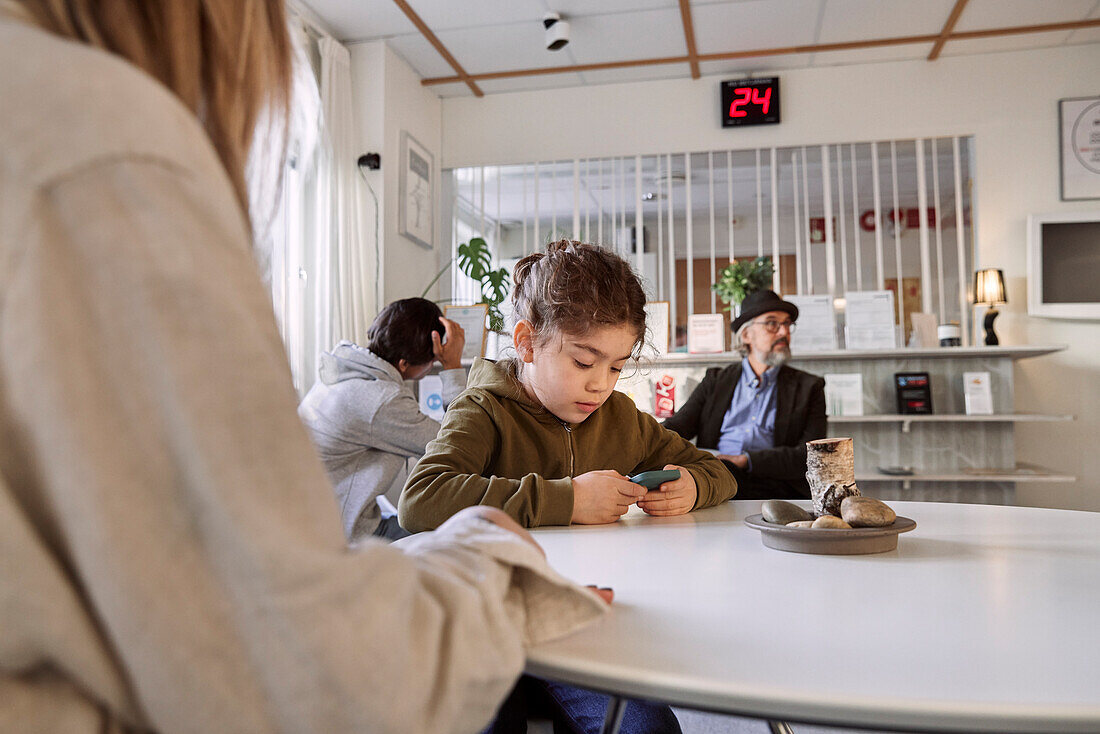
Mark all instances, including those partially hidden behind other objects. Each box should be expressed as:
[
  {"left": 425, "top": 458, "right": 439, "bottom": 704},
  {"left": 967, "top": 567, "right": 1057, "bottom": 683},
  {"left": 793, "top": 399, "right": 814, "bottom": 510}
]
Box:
[{"left": 0, "top": 3, "right": 606, "bottom": 733}]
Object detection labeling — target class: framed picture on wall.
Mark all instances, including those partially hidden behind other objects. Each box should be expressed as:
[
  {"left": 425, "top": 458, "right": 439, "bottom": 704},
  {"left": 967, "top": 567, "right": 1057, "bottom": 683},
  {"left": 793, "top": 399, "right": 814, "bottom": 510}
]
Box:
[
  {"left": 400, "top": 131, "right": 434, "bottom": 248},
  {"left": 1060, "top": 96, "right": 1100, "bottom": 201}
]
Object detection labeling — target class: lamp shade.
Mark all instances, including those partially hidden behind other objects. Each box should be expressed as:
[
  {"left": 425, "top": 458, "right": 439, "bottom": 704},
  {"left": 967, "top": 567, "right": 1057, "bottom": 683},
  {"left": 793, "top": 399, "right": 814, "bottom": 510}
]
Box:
[{"left": 974, "top": 268, "right": 1007, "bottom": 306}]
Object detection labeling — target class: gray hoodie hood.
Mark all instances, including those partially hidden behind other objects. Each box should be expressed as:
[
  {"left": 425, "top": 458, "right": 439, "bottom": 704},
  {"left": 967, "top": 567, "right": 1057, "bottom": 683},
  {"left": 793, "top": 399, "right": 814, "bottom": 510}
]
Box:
[{"left": 318, "top": 341, "right": 402, "bottom": 386}]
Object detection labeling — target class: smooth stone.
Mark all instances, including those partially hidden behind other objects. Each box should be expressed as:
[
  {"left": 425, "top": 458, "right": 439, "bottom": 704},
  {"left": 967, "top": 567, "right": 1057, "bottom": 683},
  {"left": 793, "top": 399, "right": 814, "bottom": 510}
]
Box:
[
  {"left": 762, "top": 499, "right": 813, "bottom": 525},
  {"left": 841, "top": 496, "right": 897, "bottom": 527},
  {"left": 812, "top": 515, "right": 852, "bottom": 529},
  {"left": 786, "top": 520, "right": 815, "bottom": 528}
]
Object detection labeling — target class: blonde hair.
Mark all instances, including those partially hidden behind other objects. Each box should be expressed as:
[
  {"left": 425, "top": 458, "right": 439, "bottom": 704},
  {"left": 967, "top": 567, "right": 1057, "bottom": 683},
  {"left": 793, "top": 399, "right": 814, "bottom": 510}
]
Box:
[{"left": 16, "top": 0, "right": 292, "bottom": 223}]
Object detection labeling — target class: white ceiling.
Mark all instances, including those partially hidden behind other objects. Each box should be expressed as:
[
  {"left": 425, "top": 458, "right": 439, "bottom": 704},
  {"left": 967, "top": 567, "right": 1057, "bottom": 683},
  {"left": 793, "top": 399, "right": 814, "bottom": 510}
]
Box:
[{"left": 301, "top": 0, "right": 1100, "bottom": 98}]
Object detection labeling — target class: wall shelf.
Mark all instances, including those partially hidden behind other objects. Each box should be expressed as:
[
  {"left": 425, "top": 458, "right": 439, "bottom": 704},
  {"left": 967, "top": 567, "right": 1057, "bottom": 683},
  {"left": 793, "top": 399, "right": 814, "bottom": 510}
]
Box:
[
  {"left": 647, "top": 345, "right": 1068, "bottom": 366},
  {"left": 628, "top": 344, "right": 1074, "bottom": 504},
  {"left": 831, "top": 413, "right": 1074, "bottom": 432},
  {"left": 858, "top": 465, "right": 1076, "bottom": 489}
]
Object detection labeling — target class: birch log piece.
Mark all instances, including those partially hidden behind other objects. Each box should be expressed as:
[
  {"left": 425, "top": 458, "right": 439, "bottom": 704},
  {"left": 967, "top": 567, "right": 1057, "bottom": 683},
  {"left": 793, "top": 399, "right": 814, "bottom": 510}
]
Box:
[{"left": 806, "top": 437, "right": 861, "bottom": 517}]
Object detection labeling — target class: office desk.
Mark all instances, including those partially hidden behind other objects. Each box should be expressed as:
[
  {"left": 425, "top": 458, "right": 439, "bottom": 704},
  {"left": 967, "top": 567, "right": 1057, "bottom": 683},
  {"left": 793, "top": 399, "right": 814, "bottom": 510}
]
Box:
[{"left": 526, "top": 501, "right": 1100, "bottom": 733}]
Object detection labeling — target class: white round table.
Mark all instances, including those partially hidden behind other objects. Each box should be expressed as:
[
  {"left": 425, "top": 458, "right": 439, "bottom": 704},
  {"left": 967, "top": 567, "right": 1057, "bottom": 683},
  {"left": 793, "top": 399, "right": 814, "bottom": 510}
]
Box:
[{"left": 526, "top": 500, "right": 1100, "bottom": 733}]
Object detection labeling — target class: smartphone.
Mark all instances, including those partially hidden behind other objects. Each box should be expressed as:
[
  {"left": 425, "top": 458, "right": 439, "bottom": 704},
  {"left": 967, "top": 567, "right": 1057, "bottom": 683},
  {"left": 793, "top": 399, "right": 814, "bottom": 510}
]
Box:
[{"left": 629, "top": 469, "right": 681, "bottom": 489}]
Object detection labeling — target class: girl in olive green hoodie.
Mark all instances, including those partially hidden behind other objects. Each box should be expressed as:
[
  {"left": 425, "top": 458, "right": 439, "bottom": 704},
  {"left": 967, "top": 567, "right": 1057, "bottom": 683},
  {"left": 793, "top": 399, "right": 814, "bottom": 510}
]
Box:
[
  {"left": 401, "top": 240, "right": 736, "bottom": 734},
  {"left": 400, "top": 241, "right": 736, "bottom": 532}
]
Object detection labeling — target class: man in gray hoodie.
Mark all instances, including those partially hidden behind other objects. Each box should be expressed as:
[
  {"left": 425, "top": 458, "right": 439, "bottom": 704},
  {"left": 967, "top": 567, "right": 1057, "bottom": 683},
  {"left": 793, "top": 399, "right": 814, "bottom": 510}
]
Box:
[{"left": 298, "top": 298, "right": 466, "bottom": 541}]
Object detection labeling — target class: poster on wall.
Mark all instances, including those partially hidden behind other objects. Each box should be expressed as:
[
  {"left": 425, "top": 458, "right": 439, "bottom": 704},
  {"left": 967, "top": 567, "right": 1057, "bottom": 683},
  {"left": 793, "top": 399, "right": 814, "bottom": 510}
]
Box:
[
  {"left": 1060, "top": 96, "right": 1100, "bottom": 201},
  {"left": 400, "top": 131, "right": 434, "bottom": 248}
]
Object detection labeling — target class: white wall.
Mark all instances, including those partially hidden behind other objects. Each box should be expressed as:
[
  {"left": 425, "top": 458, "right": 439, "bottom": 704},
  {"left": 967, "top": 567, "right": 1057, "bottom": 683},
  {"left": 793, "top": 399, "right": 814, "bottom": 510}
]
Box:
[
  {"left": 438, "top": 44, "right": 1100, "bottom": 511},
  {"left": 349, "top": 42, "right": 443, "bottom": 306}
]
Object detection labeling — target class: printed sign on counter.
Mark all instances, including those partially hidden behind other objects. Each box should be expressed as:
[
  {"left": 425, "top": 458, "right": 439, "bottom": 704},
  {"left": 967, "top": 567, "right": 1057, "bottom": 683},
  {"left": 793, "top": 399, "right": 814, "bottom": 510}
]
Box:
[
  {"left": 687, "top": 313, "right": 725, "bottom": 353},
  {"left": 787, "top": 294, "right": 837, "bottom": 352},
  {"left": 845, "top": 290, "right": 897, "bottom": 350}
]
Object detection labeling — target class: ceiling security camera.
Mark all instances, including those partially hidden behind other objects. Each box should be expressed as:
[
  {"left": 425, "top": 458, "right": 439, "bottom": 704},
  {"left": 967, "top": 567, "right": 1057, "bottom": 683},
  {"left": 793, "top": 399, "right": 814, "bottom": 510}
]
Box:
[{"left": 543, "top": 12, "right": 569, "bottom": 51}]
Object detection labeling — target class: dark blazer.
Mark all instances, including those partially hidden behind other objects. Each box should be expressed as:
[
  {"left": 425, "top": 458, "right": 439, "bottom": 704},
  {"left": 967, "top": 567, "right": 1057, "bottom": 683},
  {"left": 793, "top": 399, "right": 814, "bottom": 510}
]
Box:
[{"left": 663, "top": 362, "right": 827, "bottom": 481}]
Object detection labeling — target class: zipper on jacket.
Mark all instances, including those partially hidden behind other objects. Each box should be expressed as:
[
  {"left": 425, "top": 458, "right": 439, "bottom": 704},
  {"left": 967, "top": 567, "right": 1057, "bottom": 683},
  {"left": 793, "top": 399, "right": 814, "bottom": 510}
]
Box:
[{"left": 558, "top": 419, "right": 575, "bottom": 476}]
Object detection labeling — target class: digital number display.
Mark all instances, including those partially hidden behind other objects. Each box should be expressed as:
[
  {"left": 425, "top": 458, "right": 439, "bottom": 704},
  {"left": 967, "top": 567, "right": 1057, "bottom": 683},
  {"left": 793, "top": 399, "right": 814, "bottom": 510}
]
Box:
[{"left": 721, "top": 77, "right": 780, "bottom": 127}]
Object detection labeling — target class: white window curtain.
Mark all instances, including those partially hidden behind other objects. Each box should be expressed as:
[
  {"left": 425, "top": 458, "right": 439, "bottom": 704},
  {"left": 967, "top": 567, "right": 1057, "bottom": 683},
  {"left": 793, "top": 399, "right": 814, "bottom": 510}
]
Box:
[
  {"left": 318, "top": 36, "right": 376, "bottom": 359},
  {"left": 271, "top": 23, "right": 377, "bottom": 396}
]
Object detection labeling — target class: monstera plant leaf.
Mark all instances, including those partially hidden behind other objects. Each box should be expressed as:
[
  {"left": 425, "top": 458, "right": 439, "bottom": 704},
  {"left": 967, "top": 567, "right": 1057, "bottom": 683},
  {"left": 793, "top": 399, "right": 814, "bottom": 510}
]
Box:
[
  {"left": 480, "top": 269, "right": 511, "bottom": 332},
  {"left": 457, "top": 237, "right": 491, "bottom": 281}
]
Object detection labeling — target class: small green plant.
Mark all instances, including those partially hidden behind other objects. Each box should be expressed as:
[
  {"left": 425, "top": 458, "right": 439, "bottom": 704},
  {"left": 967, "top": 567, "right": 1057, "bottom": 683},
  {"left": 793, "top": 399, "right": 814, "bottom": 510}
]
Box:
[
  {"left": 711, "top": 256, "right": 775, "bottom": 311},
  {"left": 422, "top": 236, "right": 510, "bottom": 332}
]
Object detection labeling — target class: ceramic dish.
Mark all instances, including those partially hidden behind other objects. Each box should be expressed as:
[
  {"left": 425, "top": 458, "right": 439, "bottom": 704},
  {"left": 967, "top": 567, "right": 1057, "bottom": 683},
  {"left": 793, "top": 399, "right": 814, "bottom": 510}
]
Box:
[{"left": 743, "top": 514, "right": 916, "bottom": 555}]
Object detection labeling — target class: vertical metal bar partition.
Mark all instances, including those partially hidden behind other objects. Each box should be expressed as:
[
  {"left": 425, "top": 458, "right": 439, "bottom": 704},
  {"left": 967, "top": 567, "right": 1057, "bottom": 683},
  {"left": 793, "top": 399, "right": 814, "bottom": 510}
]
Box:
[
  {"left": 932, "top": 141, "right": 947, "bottom": 324},
  {"left": 850, "top": 144, "right": 863, "bottom": 291},
  {"left": 657, "top": 155, "right": 665, "bottom": 301},
  {"left": 533, "top": 161, "right": 540, "bottom": 250},
  {"left": 890, "top": 141, "right": 904, "bottom": 332},
  {"left": 550, "top": 162, "right": 557, "bottom": 240},
  {"left": 584, "top": 158, "right": 591, "bottom": 242},
  {"left": 709, "top": 152, "right": 717, "bottom": 313},
  {"left": 835, "top": 146, "right": 848, "bottom": 295},
  {"left": 685, "top": 153, "right": 694, "bottom": 322},
  {"left": 576, "top": 159, "right": 585, "bottom": 239},
  {"left": 770, "top": 148, "right": 780, "bottom": 293},
  {"left": 666, "top": 153, "right": 676, "bottom": 335},
  {"left": 755, "top": 149, "right": 764, "bottom": 258},
  {"left": 801, "top": 147, "right": 813, "bottom": 293},
  {"left": 447, "top": 136, "right": 973, "bottom": 347},
  {"left": 821, "top": 145, "right": 836, "bottom": 300},
  {"left": 916, "top": 139, "right": 933, "bottom": 315},
  {"left": 635, "top": 155, "right": 644, "bottom": 277},
  {"left": 727, "top": 151, "right": 735, "bottom": 265},
  {"left": 872, "top": 143, "right": 885, "bottom": 290},
  {"left": 791, "top": 152, "right": 803, "bottom": 296},
  {"left": 952, "top": 136, "right": 970, "bottom": 345}
]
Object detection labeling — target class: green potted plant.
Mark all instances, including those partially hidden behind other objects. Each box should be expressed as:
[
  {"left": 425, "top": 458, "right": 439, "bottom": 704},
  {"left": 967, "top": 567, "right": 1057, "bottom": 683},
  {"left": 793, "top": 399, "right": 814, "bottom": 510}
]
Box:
[
  {"left": 711, "top": 256, "right": 775, "bottom": 314},
  {"left": 422, "top": 236, "right": 510, "bottom": 332}
]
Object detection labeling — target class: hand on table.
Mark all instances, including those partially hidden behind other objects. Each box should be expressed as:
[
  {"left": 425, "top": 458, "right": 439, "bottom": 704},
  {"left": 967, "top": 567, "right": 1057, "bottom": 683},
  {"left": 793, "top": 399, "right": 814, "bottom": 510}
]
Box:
[
  {"left": 717, "top": 453, "right": 749, "bottom": 469},
  {"left": 637, "top": 464, "right": 697, "bottom": 517},
  {"left": 446, "top": 506, "right": 544, "bottom": 558},
  {"left": 571, "top": 470, "right": 647, "bottom": 524},
  {"left": 432, "top": 316, "right": 466, "bottom": 370}
]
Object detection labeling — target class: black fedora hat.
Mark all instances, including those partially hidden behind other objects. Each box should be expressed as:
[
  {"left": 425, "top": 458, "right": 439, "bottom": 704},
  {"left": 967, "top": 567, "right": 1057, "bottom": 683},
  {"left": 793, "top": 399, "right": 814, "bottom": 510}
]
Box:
[{"left": 731, "top": 289, "right": 799, "bottom": 333}]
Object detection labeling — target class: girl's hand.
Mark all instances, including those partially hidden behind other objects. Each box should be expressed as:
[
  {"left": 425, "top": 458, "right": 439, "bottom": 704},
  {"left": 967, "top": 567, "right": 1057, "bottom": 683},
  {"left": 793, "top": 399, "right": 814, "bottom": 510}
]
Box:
[
  {"left": 637, "top": 464, "right": 697, "bottom": 517},
  {"left": 571, "top": 470, "right": 647, "bottom": 524}
]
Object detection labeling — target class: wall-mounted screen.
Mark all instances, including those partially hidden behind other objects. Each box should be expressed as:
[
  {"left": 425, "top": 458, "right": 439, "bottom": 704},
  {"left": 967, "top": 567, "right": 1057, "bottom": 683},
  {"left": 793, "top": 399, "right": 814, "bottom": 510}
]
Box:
[
  {"left": 720, "top": 77, "right": 780, "bottom": 127},
  {"left": 1027, "top": 211, "right": 1100, "bottom": 319}
]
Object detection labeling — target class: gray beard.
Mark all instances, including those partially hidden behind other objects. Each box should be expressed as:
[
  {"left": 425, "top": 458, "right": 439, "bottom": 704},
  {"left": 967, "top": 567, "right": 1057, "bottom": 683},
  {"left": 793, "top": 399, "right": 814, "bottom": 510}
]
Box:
[{"left": 762, "top": 345, "right": 791, "bottom": 367}]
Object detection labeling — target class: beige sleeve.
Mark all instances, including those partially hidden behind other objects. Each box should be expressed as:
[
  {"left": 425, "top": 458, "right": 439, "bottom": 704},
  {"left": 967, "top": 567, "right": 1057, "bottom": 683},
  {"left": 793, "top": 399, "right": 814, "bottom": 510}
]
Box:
[{"left": 1, "top": 158, "right": 603, "bottom": 734}]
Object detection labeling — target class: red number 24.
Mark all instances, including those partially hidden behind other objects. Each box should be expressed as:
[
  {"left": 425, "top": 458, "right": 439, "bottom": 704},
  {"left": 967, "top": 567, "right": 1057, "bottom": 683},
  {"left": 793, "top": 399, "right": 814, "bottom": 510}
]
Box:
[{"left": 730, "top": 86, "right": 772, "bottom": 117}]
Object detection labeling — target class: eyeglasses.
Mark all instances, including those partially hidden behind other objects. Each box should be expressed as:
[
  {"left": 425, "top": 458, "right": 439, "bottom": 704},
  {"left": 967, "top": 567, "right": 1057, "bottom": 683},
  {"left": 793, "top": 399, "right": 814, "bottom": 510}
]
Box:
[{"left": 750, "top": 319, "right": 797, "bottom": 334}]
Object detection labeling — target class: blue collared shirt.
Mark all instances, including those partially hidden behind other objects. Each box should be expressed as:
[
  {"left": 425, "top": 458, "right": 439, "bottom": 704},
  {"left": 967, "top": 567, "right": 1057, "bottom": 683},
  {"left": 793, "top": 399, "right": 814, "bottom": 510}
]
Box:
[{"left": 716, "top": 358, "right": 778, "bottom": 467}]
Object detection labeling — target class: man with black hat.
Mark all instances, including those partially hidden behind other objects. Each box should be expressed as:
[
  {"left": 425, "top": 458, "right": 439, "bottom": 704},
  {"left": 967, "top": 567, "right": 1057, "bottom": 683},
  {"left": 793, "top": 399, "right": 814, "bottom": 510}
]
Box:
[{"left": 663, "top": 289, "right": 826, "bottom": 500}]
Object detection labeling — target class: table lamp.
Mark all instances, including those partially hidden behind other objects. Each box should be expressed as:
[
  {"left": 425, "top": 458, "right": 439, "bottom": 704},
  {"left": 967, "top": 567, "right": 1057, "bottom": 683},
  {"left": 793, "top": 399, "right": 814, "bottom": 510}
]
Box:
[{"left": 974, "top": 268, "right": 1007, "bottom": 345}]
